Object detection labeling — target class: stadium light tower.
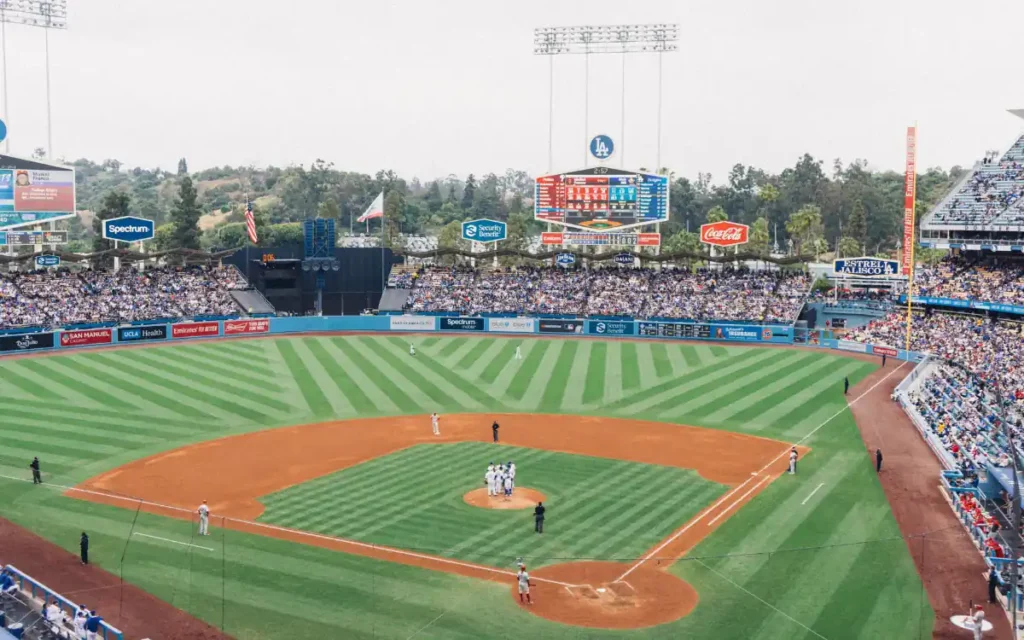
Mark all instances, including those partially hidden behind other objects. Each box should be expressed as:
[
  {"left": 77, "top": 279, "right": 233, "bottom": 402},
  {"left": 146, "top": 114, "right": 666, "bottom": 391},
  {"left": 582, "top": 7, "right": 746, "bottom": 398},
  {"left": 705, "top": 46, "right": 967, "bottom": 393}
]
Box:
[
  {"left": 0, "top": 0, "right": 69, "bottom": 156},
  {"left": 534, "top": 24, "right": 679, "bottom": 171}
]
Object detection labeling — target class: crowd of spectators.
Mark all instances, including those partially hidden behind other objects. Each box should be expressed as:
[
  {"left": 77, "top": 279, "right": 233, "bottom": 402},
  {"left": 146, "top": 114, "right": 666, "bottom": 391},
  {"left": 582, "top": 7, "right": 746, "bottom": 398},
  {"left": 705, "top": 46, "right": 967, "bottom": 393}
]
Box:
[
  {"left": 914, "top": 257, "right": 1024, "bottom": 307},
  {"left": 0, "top": 265, "right": 247, "bottom": 329},
  {"left": 930, "top": 134, "right": 1024, "bottom": 225},
  {"left": 402, "top": 266, "right": 810, "bottom": 323}
]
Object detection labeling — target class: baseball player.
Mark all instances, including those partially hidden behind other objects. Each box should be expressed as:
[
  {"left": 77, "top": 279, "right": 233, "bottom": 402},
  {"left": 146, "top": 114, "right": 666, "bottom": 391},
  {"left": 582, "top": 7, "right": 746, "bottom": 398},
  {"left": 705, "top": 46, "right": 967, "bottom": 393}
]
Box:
[
  {"left": 485, "top": 467, "right": 497, "bottom": 497},
  {"left": 198, "top": 500, "right": 210, "bottom": 535},
  {"left": 515, "top": 345, "right": 522, "bottom": 360},
  {"left": 517, "top": 566, "right": 533, "bottom": 604},
  {"left": 74, "top": 604, "right": 88, "bottom": 639},
  {"left": 503, "top": 474, "right": 513, "bottom": 499},
  {"left": 409, "top": 343, "right": 416, "bottom": 356},
  {"left": 788, "top": 447, "right": 798, "bottom": 474},
  {"left": 508, "top": 461, "right": 516, "bottom": 491},
  {"left": 970, "top": 604, "right": 985, "bottom": 640},
  {"left": 431, "top": 412, "right": 440, "bottom": 436}
]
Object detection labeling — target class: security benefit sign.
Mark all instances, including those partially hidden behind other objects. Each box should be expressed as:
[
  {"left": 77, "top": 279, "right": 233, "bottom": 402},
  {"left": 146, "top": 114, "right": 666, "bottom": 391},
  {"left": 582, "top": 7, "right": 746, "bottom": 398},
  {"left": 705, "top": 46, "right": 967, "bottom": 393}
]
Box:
[
  {"left": 588, "top": 320, "right": 635, "bottom": 336},
  {"left": 461, "top": 219, "right": 507, "bottom": 243},
  {"left": 833, "top": 257, "right": 900, "bottom": 277}
]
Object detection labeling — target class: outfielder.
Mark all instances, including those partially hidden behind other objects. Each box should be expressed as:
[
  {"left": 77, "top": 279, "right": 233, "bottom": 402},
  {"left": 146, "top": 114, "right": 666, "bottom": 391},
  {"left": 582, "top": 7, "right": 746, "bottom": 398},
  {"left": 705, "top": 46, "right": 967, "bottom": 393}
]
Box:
[
  {"left": 517, "top": 566, "right": 533, "bottom": 604},
  {"left": 409, "top": 343, "right": 416, "bottom": 356},
  {"left": 515, "top": 345, "right": 522, "bottom": 360},
  {"left": 198, "top": 500, "right": 210, "bottom": 535},
  {"left": 431, "top": 412, "right": 440, "bottom": 436}
]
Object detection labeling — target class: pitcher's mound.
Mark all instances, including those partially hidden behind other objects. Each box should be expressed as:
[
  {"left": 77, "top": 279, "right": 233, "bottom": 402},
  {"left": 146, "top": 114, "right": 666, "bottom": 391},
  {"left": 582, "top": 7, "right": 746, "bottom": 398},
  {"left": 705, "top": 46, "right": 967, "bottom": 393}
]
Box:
[
  {"left": 463, "top": 487, "right": 545, "bottom": 510},
  {"left": 517, "top": 561, "right": 698, "bottom": 629}
]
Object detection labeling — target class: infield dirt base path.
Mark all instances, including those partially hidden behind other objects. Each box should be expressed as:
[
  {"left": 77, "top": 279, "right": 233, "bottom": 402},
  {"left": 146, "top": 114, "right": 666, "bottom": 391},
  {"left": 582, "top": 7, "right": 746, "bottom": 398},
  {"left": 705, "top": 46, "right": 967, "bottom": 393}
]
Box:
[
  {"left": 75, "top": 414, "right": 801, "bottom": 630},
  {"left": 849, "top": 367, "right": 1013, "bottom": 640}
]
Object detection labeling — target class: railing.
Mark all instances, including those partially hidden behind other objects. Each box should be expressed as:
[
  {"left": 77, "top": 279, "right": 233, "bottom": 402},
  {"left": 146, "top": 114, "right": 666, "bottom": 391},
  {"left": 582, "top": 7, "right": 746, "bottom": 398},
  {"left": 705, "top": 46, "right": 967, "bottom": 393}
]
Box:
[{"left": 3, "top": 565, "right": 123, "bottom": 640}]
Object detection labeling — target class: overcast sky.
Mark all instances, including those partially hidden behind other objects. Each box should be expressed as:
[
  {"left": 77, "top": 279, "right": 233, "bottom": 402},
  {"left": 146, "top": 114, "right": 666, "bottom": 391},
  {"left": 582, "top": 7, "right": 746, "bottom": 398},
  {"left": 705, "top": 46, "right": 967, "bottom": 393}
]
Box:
[{"left": 2, "top": 0, "right": 1023, "bottom": 183}]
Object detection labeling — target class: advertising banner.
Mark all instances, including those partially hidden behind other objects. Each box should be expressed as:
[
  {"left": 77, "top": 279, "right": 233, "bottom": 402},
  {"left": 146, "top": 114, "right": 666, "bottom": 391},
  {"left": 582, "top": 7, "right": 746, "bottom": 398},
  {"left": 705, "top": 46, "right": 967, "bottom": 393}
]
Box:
[
  {"left": 902, "top": 126, "right": 917, "bottom": 276},
  {"left": 538, "top": 319, "right": 584, "bottom": 334},
  {"left": 872, "top": 345, "right": 898, "bottom": 357},
  {"left": 837, "top": 339, "right": 868, "bottom": 353},
  {"left": 171, "top": 321, "right": 220, "bottom": 339},
  {"left": 588, "top": 320, "right": 635, "bottom": 336},
  {"left": 440, "top": 317, "right": 484, "bottom": 331},
  {"left": 0, "top": 230, "right": 68, "bottom": 246},
  {"left": 461, "top": 219, "right": 507, "bottom": 243},
  {"left": 224, "top": 319, "right": 270, "bottom": 335},
  {"left": 0, "top": 331, "right": 54, "bottom": 353},
  {"left": 700, "top": 222, "right": 749, "bottom": 247},
  {"left": 833, "top": 257, "right": 900, "bottom": 277},
  {"left": 900, "top": 295, "right": 1024, "bottom": 317},
  {"left": 540, "top": 232, "right": 660, "bottom": 247},
  {"left": 390, "top": 315, "right": 436, "bottom": 331},
  {"left": 711, "top": 325, "right": 763, "bottom": 341},
  {"left": 117, "top": 325, "right": 167, "bottom": 342},
  {"left": 488, "top": 318, "right": 536, "bottom": 333},
  {"left": 59, "top": 328, "right": 112, "bottom": 347}
]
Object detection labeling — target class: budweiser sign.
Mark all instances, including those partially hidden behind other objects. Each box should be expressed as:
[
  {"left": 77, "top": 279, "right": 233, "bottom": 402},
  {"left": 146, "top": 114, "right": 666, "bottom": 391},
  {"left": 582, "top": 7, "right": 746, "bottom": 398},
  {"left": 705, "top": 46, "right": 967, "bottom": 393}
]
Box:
[
  {"left": 224, "top": 319, "right": 270, "bottom": 335},
  {"left": 700, "top": 222, "right": 749, "bottom": 247}
]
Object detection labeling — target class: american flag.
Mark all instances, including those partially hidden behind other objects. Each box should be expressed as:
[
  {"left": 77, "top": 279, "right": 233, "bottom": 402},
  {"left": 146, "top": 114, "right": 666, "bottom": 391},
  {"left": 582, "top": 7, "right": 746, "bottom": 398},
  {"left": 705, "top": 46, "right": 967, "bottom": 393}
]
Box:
[{"left": 244, "top": 197, "right": 258, "bottom": 244}]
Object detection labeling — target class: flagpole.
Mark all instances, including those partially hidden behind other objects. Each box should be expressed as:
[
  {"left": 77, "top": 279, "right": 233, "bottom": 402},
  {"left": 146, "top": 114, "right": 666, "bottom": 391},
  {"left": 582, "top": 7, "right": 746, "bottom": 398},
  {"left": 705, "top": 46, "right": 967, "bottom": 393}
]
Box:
[{"left": 380, "top": 190, "right": 386, "bottom": 307}]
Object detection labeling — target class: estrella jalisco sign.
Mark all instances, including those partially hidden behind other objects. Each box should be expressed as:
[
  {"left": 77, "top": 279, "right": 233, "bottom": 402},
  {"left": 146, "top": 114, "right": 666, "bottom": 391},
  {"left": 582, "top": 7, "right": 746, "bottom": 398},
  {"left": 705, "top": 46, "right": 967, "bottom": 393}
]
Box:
[{"left": 833, "top": 257, "right": 900, "bottom": 277}]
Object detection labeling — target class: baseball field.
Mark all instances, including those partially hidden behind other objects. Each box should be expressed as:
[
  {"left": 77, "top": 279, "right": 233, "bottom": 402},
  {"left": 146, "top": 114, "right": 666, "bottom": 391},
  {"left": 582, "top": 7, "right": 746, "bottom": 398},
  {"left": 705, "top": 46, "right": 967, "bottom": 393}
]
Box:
[{"left": 0, "top": 334, "right": 932, "bottom": 639}]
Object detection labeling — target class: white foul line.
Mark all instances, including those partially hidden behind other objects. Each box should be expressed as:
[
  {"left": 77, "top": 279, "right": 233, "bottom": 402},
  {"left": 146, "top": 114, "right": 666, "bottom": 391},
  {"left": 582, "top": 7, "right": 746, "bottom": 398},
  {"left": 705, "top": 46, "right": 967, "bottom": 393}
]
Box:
[
  {"left": 706, "top": 476, "right": 770, "bottom": 527},
  {"left": 0, "top": 474, "right": 576, "bottom": 588},
  {"left": 801, "top": 483, "right": 825, "bottom": 506},
  {"left": 614, "top": 360, "right": 909, "bottom": 582},
  {"left": 133, "top": 532, "right": 214, "bottom": 552}
]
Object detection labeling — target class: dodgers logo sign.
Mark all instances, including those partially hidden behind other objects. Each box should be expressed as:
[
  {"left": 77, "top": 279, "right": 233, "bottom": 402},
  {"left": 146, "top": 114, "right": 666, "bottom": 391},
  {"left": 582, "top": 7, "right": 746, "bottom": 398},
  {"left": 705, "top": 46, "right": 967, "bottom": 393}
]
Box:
[
  {"left": 833, "top": 257, "right": 900, "bottom": 277},
  {"left": 555, "top": 252, "right": 575, "bottom": 267},
  {"left": 589, "top": 135, "right": 615, "bottom": 161},
  {"left": 461, "top": 219, "right": 507, "bottom": 243},
  {"left": 102, "top": 216, "right": 155, "bottom": 243}
]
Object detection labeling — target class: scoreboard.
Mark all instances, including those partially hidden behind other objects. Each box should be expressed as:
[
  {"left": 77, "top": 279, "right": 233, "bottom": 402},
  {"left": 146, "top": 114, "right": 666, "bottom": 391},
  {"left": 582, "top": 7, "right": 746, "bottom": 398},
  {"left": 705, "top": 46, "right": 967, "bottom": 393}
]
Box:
[{"left": 535, "top": 167, "right": 669, "bottom": 231}]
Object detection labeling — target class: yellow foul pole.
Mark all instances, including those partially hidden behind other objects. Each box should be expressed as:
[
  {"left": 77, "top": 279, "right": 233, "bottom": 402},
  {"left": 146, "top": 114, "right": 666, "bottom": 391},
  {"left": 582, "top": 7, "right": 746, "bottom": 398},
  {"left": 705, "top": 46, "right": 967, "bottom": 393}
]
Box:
[{"left": 902, "top": 125, "right": 918, "bottom": 353}]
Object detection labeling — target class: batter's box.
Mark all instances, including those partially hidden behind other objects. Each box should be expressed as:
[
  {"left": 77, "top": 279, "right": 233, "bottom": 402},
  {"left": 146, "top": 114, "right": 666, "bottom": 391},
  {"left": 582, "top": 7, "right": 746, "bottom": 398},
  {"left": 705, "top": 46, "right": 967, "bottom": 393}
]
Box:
[
  {"left": 607, "top": 580, "right": 637, "bottom": 597},
  {"left": 567, "top": 584, "right": 600, "bottom": 599}
]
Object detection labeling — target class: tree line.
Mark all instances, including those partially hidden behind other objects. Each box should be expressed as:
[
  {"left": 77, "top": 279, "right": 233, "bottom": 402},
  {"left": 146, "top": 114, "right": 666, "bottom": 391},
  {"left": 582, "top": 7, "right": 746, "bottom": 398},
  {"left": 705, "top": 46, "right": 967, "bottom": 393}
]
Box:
[{"left": 67, "top": 153, "right": 964, "bottom": 261}]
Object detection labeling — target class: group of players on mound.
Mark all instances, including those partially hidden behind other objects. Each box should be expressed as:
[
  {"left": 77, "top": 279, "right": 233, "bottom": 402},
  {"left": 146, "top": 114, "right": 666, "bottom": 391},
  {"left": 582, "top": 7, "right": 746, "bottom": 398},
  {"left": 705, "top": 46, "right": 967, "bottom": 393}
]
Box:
[{"left": 485, "top": 461, "right": 517, "bottom": 498}]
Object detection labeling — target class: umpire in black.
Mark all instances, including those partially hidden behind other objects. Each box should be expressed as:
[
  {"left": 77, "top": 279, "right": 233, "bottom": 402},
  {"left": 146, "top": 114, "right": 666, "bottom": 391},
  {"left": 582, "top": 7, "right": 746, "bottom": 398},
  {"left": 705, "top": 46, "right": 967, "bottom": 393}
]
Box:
[
  {"left": 533, "top": 502, "right": 545, "bottom": 534},
  {"left": 80, "top": 532, "right": 89, "bottom": 565},
  {"left": 492, "top": 420, "right": 500, "bottom": 443},
  {"left": 30, "top": 457, "right": 41, "bottom": 484}
]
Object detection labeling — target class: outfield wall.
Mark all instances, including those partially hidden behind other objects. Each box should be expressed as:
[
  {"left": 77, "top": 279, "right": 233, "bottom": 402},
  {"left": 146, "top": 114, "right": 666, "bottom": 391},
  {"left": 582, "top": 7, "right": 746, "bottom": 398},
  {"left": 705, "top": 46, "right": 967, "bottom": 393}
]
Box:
[{"left": 0, "top": 315, "right": 925, "bottom": 362}]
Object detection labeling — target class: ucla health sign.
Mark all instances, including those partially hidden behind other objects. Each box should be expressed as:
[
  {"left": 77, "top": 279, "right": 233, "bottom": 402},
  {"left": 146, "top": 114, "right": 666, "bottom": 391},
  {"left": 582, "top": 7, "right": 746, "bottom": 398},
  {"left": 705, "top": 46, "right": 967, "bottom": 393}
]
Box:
[
  {"left": 102, "top": 216, "right": 155, "bottom": 242},
  {"left": 833, "top": 257, "right": 900, "bottom": 277},
  {"left": 461, "top": 219, "right": 507, "bottom": 243}
]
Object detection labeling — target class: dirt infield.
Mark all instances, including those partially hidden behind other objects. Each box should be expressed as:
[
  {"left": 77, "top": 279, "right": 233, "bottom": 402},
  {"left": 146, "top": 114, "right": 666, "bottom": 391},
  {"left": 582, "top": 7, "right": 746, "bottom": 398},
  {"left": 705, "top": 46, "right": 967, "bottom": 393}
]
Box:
[
  {"left": 848, "top": 366, "right": 1013, "bottom": 640},
  {"left": 74, "top": 413, "right": 799, "bottom": 630},
  {"left": 464, "top": 487, "right": 546, "bottom": 510},
  {"left": 0, "top": 516, "right": 227, "bottom": 640}
]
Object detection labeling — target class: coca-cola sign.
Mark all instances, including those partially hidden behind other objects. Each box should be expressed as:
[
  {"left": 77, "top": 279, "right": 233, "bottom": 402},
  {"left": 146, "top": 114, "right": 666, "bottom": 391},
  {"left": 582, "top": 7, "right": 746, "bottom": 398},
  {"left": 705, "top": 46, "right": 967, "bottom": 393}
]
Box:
[{"left": 700, "top": 222, "right": 749, "bottom": 247}]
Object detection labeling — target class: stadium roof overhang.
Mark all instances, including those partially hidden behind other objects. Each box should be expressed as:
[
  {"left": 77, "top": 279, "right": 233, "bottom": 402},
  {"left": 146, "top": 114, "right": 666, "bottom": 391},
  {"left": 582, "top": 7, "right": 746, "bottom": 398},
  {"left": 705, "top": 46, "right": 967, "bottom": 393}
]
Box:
[
  {"left": 1010, "top": 109, "right": 1024, "bottom": 121},
  {"left": 0, "top": 154, "right": 73, "bottom": 171}
]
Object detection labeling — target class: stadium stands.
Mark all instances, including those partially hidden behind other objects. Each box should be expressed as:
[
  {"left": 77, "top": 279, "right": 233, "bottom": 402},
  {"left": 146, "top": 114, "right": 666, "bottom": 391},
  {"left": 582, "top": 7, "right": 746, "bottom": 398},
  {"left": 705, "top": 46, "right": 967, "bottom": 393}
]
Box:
[
  {"left": 0, "top": 265, "right": 248, "bottom": 330},
  {"left": 403, "top": 266, "right": 810, "bottom": 322},
  {"left": 927, "top": 135, "right": 1024, "bottom": 227},
  {"left": 914, "top": 257, "right": 1024, "bottom": 306}
]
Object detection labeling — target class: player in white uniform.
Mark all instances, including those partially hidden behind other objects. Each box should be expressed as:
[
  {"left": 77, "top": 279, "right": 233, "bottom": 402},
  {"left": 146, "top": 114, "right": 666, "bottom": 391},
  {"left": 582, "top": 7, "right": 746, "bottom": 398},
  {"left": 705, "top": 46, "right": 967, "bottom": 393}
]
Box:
[
  {"left": 517, "top": 567, "right": 532, "bottom": 604},
  {"left": 431, "top": 412, "right": 440, "bottom": 435},
  {"left": 788, "top": 449, "right": 797, "bottom": 474},
  {"left": 971, "top": 604, "right": 985, "bottom": 640},
  {"left": 409, "top": 343, "right": 416, "bottom": 356},
  {"left": 198, "top": 500, "right": 210, "bottom": 535},
  {"left": 485, "top": 468, "right": 497, "bottom": 496},
  {"left": 508, "top": 461, "right": 516, "bottom": 491},
  {"left": 503, "top": 474, "right": 513, "bottom": 498},
  {"left": 515, "top": 345, "right": 522, "bottom": 360},
  {"left": 74, "top": 605, "right": 88, "bottom": 639}
]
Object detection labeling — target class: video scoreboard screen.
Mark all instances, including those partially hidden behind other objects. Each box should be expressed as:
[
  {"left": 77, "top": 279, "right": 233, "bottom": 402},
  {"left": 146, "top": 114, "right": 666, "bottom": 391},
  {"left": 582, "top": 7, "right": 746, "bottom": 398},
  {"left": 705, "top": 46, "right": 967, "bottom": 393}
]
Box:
[
  {"left": 638, "top": 322, "right": 711, "bottom": 339},
  {"left": 535, "top": 167, "right": 669, "bottom": 231}
]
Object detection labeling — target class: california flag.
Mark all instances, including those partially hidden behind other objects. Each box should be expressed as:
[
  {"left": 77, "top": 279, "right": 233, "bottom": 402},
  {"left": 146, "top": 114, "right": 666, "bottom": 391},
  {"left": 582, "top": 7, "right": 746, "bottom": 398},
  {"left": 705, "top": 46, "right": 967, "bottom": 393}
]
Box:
[{"left": 357, "top": 192, "right": 384, "bottom": 223}]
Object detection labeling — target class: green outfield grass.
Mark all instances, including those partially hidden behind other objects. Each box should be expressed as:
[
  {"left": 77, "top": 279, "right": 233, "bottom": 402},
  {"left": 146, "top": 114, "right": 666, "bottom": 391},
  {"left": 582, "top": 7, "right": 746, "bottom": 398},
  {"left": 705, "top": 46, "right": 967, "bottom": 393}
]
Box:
[
  {"left": 0, "top": 335, "right": 932, "bottom": 639},
  {"left": 258, "top": 442, "right": 727, "bottom": 568}
]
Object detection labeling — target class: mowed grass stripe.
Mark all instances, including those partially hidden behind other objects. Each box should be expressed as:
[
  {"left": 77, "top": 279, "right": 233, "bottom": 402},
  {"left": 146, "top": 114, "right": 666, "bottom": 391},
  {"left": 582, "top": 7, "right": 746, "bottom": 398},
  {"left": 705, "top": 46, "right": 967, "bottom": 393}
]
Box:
[
  {"left": 86, "top": 353, "right": 269, "bottom": 422},
  {"left": 476, "top": 340, "right": 515, "bottom": 384},
  {"left": 581, "top": 342, "right": 607, "bottom": 405},
  {"left": 680, "top": 345, "right": 702, "bottom": 368},
  {"left": 0, "top": 401, "right": 199, "bottom": 434},
  {"left": 709, "top": 345, "right": 729, "bottom": 357},
  {"left": 124, "top": 350, "right": 294, "bottom": 414},
  {"left": 711, "top": 356, "right": 841, "bottom": 427},
  {"left": 178, "top": 342, "right": 274, "bottom": 374},
  {"left": 317, "top": 339, "right": 401, "bottom": 413},
  {"left": 0, "top": 429, "right": 113, "bottom": 458},
  {"left": 195, "top": 340, "right": 273, "bottom": 366},
  {"left": 650, "top": 342, "right": 673, "bottom": 378},
  {"left": 620, "top": 342, "right": 641, "bottom": 391},
  {"left": 502, "top": 340, "right": 552, "bottom": 402},
  {"left": 151, "top": 347, "right": 285, "bottom": 392},
  {"left": 601, "top": 348, "right": 762, "bottom": 411},
  {"left": 679, "top": 352, "right": 820, "bottom": 419},
  {"left": 0, "top": 420, "right": 155, "bottom": 448},
  {"left": 288, "top": 340, "right": 355, "bottom": 417},
  {"left": 276, "top": 339, "right": 334, "bottom": 420},
  {"left": 760, "top": 362, "right": 872, "bottom": 432},
  {"left": 383, "top": 337, "right": 504, "bottom": 410},
  {"left": 359, "top": 338, "right": 464, "bottom": 409},
  {"left": 302, "top": 338, "right": 377, "bottom": 414},
  {"left": 18, "top": 359, "right": 143, "bottom": 411},
  {"left": 454, "top": 337, "right": 492, "bottom": 370},
  {"left": 0, "top": 364, "right": 68, "bottom": 400},
  {"left": 437, "top": 337, "right": 465, "bottom": 359},
  {"left": 536, "top": 340, "right": 578, "bottom": 412},
  {"left": 330, "top": 339, "right": 420, "bottom": 413}
]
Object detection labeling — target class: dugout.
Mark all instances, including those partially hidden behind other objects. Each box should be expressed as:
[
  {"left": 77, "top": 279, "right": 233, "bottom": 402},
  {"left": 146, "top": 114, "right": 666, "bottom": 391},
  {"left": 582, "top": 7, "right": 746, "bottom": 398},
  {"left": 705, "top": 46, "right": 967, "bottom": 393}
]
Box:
[{"left": 224, "top": 246, "right": 400, "bottom": 315}]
